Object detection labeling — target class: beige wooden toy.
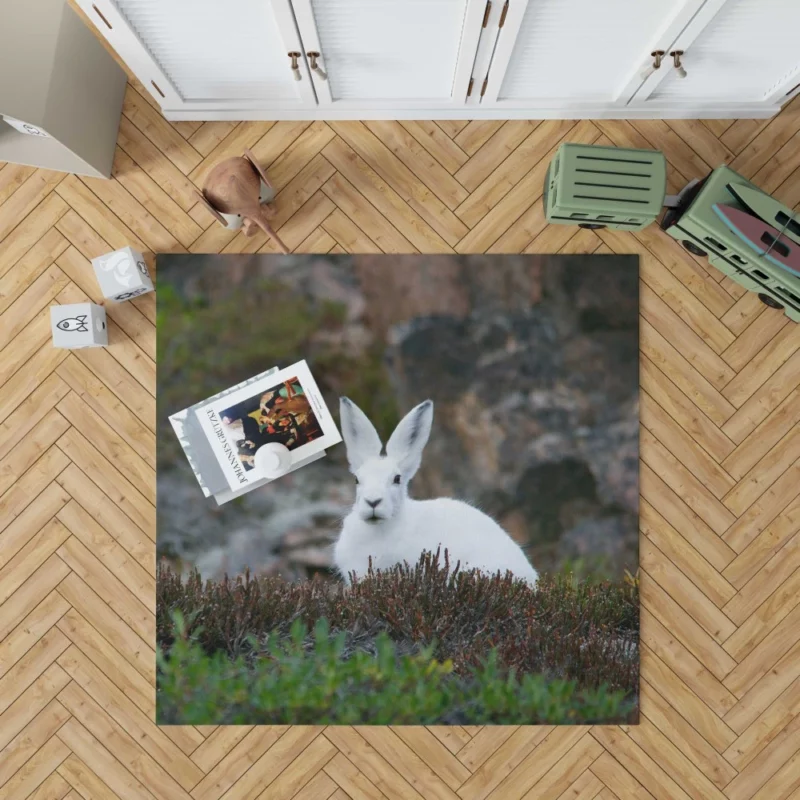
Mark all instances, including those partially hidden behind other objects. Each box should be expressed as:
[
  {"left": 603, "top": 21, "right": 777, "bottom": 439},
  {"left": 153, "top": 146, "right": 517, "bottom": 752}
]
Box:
[{"left": 195, "top": 149, "right": 289, "bottom": 253}]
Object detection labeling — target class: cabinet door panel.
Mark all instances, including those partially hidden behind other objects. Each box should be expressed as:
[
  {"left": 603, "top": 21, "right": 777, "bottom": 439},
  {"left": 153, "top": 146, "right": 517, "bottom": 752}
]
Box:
[
  {"left": 80, "top": 0, "right": 315, "bottom": 109},
  {"left": 645, "top": 0, "right": 800, "bottom": 104},
  {"left": 485, "top": 0, "right": 704, "bottom": 106},
  {"left": 292, "top": 0, "right": 485, "bottom": 106}
]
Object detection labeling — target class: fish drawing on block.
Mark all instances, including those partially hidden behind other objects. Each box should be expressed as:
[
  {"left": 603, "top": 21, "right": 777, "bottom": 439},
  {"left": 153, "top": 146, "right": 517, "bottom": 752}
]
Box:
[
  {"left": 57, "top": 315, "right": 89, "bottom": 332},
  {"left": 712, "top": 204, "right": 800, "bottom": 277},
  {"left": 101, "top": 250, "right": 135, "bottom": 286}
]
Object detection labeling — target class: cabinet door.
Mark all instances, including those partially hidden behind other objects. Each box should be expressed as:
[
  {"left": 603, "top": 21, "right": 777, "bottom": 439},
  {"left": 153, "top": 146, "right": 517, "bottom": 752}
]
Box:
[
  {"left": 480, "top": 0, "right": 707, "bottom": 109},
  {"left": 632, "top": 0, "right": 800, "bottom": 107},
  {"left": 289, "top": 0, "right": 487, "bottom": 108},
  {"left": 76, "top": 0, "right": 316, "bottom": 111}
]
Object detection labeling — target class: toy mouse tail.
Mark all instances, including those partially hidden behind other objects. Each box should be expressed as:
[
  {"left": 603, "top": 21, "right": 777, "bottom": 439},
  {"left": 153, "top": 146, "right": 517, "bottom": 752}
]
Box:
[{"left": 254, "top": 213, "right": 290, "bottom": 254}]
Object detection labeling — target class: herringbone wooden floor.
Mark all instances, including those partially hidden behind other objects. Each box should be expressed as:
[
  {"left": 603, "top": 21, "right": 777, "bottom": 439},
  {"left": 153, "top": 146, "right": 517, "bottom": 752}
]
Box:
[{"left": 3, "top": 53, "right": 800, "bottom": 797}]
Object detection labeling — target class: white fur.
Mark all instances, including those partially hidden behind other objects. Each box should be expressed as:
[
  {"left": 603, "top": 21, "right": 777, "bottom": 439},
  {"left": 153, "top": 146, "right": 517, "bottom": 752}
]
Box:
[{"left": 334, "top": 397, "right": 538, "bottom": 586}]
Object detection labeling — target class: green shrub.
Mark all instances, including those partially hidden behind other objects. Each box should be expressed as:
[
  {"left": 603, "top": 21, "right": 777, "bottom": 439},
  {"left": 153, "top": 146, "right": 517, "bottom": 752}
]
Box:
[
  {"left": 157, "top": 550, "right": 638, "bottom": 701},
  {"left": 157, "top": 613, "right": 634, "bottom": 725}
]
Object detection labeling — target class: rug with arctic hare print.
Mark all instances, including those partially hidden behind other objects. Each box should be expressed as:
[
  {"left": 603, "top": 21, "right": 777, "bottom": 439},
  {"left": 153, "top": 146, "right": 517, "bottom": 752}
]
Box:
[{"left": 156, "top": 254, "right": 640, "bottom": 726}]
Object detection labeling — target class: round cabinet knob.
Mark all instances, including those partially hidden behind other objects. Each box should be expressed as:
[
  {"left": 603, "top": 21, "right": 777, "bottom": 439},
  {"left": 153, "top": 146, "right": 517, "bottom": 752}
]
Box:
[
  {"left": 254, "top": 442, "right": 292, "bottom": 479},
  {"left": 670, "top": 50, "right": 687, "bottom": 79},
  {"left": 640, "top": 50, "right": 665, "bottom": 81}
]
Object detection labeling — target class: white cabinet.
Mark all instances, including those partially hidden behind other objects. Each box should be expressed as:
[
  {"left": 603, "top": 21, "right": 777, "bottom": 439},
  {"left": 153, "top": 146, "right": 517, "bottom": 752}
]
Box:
[
  {"left": 630, "top": 0, "right": 800, "bottom": 109},
  {"left": 479, "top": 0, "right": 708, "bottom": 109},
  {"left": 290, "top": 0, "right": 487, "bottom": 108},
  {"left": 79, "top": 0, "right": 316, "bottom": 111},
  {"left": 76, "top": 0, "right": 800, "bottom": 120}
]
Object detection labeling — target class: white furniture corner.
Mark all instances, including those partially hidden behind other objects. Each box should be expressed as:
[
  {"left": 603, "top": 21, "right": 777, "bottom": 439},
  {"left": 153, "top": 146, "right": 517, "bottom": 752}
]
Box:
[
  {"left": 0, "top": 0, "right": 127, "bottom": 178},
  {"left": 76, "top": 0, "right": 800, "bottom": 121}
]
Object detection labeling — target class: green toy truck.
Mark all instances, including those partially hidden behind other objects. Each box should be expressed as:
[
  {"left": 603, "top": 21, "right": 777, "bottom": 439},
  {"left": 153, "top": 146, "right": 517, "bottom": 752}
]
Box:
[
  {"left": 660, "top": 165, "right": 800, "bottom": 322},
  {"left": 543, "top": 143, "right": 667, "bottom": 232}
]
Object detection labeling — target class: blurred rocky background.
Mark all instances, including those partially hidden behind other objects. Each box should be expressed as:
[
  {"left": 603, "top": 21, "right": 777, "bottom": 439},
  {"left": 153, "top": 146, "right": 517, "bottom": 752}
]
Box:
[{"left": 157, "top": 254, "right": 639, "bottom": 582}]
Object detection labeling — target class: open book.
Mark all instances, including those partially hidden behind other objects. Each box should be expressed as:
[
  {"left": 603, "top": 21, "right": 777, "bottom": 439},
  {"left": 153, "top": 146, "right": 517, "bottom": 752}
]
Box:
[{"left": 169, "top": 360, "right": 342, "bottom": 505}]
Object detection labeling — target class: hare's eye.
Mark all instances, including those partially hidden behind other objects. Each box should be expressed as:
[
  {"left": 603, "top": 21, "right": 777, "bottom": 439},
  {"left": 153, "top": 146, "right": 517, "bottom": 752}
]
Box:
[
  {"left": 354, "top": 476, "right": 359, "bottom": 485},
  {"left": 393, "top": 474, "right": 401, "bottom": 485}
]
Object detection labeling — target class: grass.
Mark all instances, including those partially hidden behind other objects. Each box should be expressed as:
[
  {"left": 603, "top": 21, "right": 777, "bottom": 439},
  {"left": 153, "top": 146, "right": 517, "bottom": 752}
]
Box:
[{"left": 157, "top": 551, "right": 639, "bottom": 724}]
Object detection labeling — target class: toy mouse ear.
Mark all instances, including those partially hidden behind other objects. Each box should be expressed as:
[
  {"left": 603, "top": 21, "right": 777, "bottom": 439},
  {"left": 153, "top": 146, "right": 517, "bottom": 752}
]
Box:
[
  {"left": 243, "top": 149, "right": 273, "bottom": 191},
  {"left": 194, "top": 190, "right": 228, "bottom": 227}
]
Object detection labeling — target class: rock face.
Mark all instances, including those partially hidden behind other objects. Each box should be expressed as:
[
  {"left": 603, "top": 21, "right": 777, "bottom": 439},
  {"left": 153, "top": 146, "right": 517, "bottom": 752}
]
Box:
[{"left": 156, "top": 254, "right": 638, "bottom": 580}]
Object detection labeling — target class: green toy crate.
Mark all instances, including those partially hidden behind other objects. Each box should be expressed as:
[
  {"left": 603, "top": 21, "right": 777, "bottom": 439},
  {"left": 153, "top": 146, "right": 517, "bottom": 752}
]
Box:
[
  {"left": 661, "top": 165, "right": 800, "bottom": 322},
  {"left": 543, "top": 143, "right": 667, "bottom": 231}
]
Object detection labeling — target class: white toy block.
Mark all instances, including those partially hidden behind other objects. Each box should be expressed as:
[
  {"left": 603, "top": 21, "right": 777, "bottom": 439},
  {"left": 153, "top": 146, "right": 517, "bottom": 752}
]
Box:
[
  {"left": 91, "top": 246, "right": 154, "bottom": 302},
  {"left": 51, "top": 303, "right": 107, "bottom": 349}
]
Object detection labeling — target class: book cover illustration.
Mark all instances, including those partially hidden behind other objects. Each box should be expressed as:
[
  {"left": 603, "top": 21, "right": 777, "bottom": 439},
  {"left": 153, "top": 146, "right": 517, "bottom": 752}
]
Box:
[{"left": 170, "top": 360, "right": 341, "bottom": 504}]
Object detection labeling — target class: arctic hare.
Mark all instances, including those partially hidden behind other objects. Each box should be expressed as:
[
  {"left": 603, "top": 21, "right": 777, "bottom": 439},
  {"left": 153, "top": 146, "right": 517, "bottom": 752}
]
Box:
[{"left": 334, "top": 397, "right": 538, "bottom": 586}]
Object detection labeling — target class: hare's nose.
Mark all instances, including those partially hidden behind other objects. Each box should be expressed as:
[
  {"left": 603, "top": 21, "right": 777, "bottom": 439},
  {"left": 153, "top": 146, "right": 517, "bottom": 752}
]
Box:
[{"left": 366, "top": 498, "right": 382, "bottom": 509}]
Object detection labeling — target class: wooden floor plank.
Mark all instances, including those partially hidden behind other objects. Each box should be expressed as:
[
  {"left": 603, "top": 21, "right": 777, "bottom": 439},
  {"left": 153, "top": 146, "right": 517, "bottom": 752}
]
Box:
[
  {"left": 0, "top": 446, "right": 69, "bottom": 534},
  {"left": 57, "top": 681, "right": 193, "bottom": 800},
  {"left": 0, "top": 665, "right": 70, "bottom": 755},
  {"left": 0, "top": 162, "right": 36, "bottom": 206},
  {"left": 57, "top": 645, "right": 204, "bottom": 791},
  {"left": 457, "top": 728, "right": 552, "bottom": 800},
  {"left": 640, "top": 356, "right": 735, "bottom": 464},
  {"left": 56, "top": 570, "right": 155, "bottom": 683},
  {"left": 0, "top": 193, "right": 68, "bottom": 278},
  {"left": 0, "top": 169, "right": 65, "bottom": 242},
  {"left": 591, "top": 727, "right": 693, "bottom": 800},
  {"left": 722, "top": 389, "right": 800, "bottom": 479},
  {"left": 640, "top": 572, "right": 737, "bottom": 682},
  {"left": 724, "top": 567, "right": 800, "bottom": 663},
  {"left": 641, "top": 538, "right": 736, "bottom": 644},
  {"left": 400, "top": 121, "right": 469, "bottom": 174},
  {"left": 0, "top": 228, "right": 68, "bottom": 316},
  {"left": 0, "top": 480, "right": 69, "bottom": 570},
  {"left": 56, "top": 535, "right": 154, "bottom": 645},
  {"left": 640, "top": 319, "right": 736, "bottom": 427},
  {"left": 724, "top": 677, "right": 800, "bottom": 772},
  {"left": 639, "top": 679, "right": 737, "bottom": 790},
  {"left": 122, "top": 85, "right": 202, "bottom": 176},
  {"left": 55, "top": 463, "right": 153, "bottom": 572},
  {"left": 723, "top": 639, "right": 800, "bottom": 735},
  {"left": 454, "top": 120, "right": 576, "bottom": 229},
  {"left": 453, "top": 121, "right": 536, "bottom": 192},
  {"left": 723, "top": 531, "right": 800, "bottom": 624},
  {"left": 454, "top": 121, "right": 506, "bottom": 156},
  {"left": 640, "top": 500, "right": 736, "bottom": 608},
  {"left": 0, "top": 731, "right": 71, "bottom": 800},
  {"left": 110, "top": 147, "right": 202, "bottom": 249},
  {"left": 324, "top": 135, "right": 453, "bottom": 252},
  {"left": 321, "top": 172, "right": 415, "bottom": 253},
  {"left": 0, "top": 590, "right": 69, "bottom": 685},
  {"left": 56, "top": 719, "right": 158, "bottom": 800},
  {"left": 363, "top": 120, "right": 469, "bottom": 210},
  {"left": 590, "top": 752, "right": 654, "bottom": 800}
]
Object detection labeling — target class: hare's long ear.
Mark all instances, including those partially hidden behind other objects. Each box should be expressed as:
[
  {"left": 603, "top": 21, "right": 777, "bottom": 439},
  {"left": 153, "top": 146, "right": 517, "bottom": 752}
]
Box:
[
  {"left": 386, "top": 400, "right": 433, "bottom": 479},
  {"left": 339, "top": 397, "right": 382, "bottom": 471}
]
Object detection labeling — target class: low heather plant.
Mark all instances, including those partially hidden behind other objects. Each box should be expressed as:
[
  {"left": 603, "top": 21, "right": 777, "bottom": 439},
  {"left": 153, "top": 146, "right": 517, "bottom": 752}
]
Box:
[
  {"left": 157, "top": 613, "right": 634, "bottom": 725},
  {"left": 157, "top": 549, "right": 638, "bottom": 707}
]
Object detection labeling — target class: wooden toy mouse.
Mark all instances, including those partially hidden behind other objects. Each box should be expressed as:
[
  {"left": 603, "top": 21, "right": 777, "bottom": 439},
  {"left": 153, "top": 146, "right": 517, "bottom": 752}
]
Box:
[{"left": 195, "top": 148, "right": 289, "bottom": 254}]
